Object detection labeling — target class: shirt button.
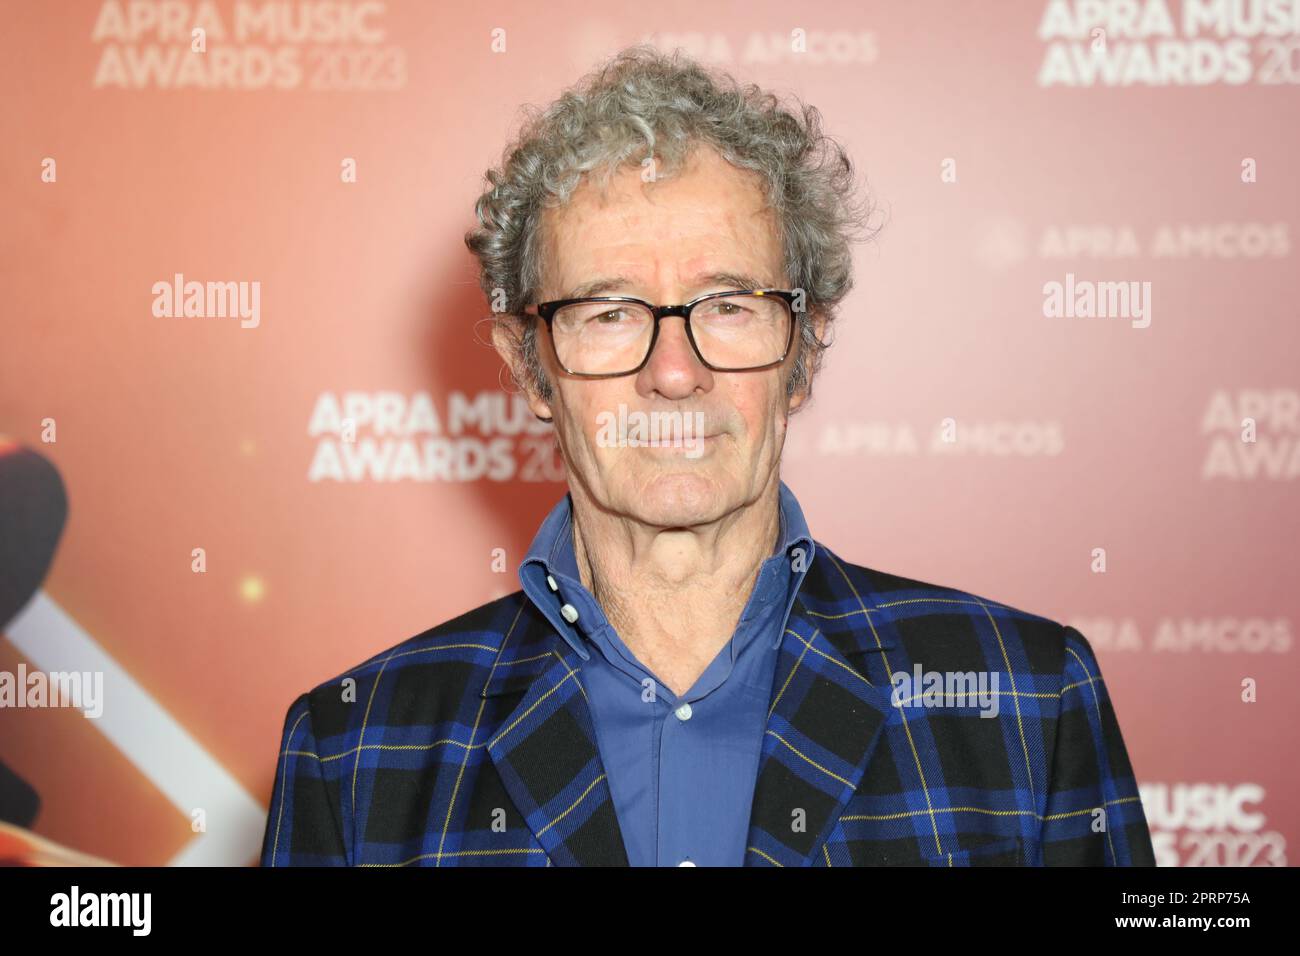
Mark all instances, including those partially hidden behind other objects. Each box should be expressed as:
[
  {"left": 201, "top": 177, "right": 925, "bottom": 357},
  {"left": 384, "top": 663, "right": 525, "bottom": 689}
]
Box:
[
  {"left": 674, "top": 702, "right": 693, "bottom": 721},
  {"left": 546, "top": 574, "right": 559, "bottom": 592},
  {"left": 678, "top": 859, "right": 696, "bottom": 866},
  {"left": 560, "top": 603, "right": 579, "bottom": 624}
]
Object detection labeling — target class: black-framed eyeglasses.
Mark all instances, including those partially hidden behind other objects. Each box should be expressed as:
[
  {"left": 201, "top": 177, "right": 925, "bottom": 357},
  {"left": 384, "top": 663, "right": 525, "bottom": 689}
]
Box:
[{"left": 525, "top": 289, "right": 802, "bottom": 378}]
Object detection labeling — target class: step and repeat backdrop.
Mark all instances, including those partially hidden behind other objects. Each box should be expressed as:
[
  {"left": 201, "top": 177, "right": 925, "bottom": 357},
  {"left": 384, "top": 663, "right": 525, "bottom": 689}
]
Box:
[{"left": 1, "top": 0, "right": 1296, "bottom": 866}]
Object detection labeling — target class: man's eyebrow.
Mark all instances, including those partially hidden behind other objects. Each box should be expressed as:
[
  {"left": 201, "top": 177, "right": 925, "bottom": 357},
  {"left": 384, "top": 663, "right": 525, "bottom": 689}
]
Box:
[
  {"left": 564, "top": 276, "right": 636, "bottom": 298},
  {"left": 695, "top": 271, "right": 775, "bottom": 294},
  {"left": 561, "top": 272, "right": 776, "bottom": 300}
]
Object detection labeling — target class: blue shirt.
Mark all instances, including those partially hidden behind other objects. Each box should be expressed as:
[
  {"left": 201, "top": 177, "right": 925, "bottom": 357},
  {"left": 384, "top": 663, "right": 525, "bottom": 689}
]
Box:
[{"left": 518, "top": 479, "right": 815, "bottom": 867}]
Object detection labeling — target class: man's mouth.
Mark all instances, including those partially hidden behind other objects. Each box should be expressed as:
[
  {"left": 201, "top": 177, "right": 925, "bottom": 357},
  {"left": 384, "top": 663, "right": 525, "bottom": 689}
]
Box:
[
  {"left": 643, "top": 434, "right": 714, "bottom": 446},
  {"left": 638, "top": 433, "right": 722, "bottom": 456}
]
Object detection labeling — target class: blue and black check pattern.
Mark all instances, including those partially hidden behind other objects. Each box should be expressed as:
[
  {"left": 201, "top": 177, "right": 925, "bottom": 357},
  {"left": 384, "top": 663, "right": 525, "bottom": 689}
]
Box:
[{"left": 261, "top": 543, "right": 1155, "bottom": 866}]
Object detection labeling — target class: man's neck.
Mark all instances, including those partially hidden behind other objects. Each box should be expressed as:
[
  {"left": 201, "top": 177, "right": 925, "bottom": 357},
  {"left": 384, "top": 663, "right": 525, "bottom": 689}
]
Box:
[{"left": 568, "top": 478, "right": 782, "bottom": 695}]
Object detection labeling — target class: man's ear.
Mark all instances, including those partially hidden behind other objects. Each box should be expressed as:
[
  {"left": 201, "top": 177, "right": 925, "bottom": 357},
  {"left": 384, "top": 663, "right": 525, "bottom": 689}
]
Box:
[
  {"left": 787, "top": 308, "right": 828, "bottom": 413},
  {"left": 491, "top": 316, "right": 554, "bottom": 421}
]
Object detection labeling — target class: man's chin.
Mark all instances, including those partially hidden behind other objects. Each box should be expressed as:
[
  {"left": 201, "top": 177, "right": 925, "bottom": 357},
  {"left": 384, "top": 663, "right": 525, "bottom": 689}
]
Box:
[{"left": 628, "top": 470, "right": 732, "bottom": 526}]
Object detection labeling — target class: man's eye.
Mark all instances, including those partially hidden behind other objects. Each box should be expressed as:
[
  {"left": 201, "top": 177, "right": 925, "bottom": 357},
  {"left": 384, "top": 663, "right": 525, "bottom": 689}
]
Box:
[{"left": 701, "top": 301, "right": 749, "bottom": 318}]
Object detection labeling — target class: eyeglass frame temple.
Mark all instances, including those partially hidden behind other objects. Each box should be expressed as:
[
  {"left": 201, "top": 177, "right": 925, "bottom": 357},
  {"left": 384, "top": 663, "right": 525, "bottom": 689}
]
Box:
[{"left": 524, "top": 289, "right": 801, "bottom": 378}]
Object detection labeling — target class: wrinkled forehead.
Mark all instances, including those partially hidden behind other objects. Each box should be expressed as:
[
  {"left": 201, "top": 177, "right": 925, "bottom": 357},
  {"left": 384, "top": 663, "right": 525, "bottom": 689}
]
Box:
[{"left": 535, "top": 144, "right": 784, "bottom": 301}]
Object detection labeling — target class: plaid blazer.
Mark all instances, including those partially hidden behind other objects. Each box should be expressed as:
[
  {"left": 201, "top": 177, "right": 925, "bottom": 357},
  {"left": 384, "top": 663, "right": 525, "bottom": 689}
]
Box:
[{"left": 261, "top": 543, "right": 1155, "bottom": 867}]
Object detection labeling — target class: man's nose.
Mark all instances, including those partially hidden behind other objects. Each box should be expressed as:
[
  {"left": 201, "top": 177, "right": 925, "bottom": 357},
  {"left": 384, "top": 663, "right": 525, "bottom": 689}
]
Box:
[{"left": 636, "top": 314, "right": 713, "bottom": 398}]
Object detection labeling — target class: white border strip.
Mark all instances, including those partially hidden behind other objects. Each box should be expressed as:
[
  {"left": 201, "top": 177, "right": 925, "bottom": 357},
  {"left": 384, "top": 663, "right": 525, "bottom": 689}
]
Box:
[{"left": 6, "top": 591, "right": 267, "bottom": 866}]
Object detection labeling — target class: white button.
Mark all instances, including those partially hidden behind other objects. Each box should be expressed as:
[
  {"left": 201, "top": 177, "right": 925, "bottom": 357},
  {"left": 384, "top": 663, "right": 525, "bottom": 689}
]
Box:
[
  {"left": 560, "top": 603, "right": 579, "bottom": 624},
  {"left": 674, "top": 703, "right": 692, "bottom": 721},
  {"left": 678, "top": 859, "right": 696, "bottom": 866},
  {"left": 546, "top": 574, "right": 558, "bottom": 591}
]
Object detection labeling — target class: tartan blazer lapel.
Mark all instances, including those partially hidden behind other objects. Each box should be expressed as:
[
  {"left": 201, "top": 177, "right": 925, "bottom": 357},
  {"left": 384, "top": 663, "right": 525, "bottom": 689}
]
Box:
[
  {"left": 482, "top": 610, "right": 628, "bottom": 866},
  {"left": 743, "top": 552, "right": 900, "bottom": 867}
]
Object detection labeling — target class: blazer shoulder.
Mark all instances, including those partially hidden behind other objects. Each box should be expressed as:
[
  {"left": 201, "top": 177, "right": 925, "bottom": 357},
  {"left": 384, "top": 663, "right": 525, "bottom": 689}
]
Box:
[
  {"left": 808, "top": 541, "right": 1072, "bottom": 668},
  {"left": 288, "top": 589, "right": 536, "bottom": 749}
]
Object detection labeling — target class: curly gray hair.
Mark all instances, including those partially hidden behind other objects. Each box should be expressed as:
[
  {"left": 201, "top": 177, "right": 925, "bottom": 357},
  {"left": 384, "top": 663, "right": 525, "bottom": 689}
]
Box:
[{"left": 464, "top": 43, "right": 880, "bottom": 411}]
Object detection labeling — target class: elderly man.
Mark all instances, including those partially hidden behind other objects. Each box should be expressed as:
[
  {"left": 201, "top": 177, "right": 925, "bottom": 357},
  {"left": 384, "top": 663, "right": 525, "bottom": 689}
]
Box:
[{"left": 262, "top": 46, "right": 1154, "bottom": 867}]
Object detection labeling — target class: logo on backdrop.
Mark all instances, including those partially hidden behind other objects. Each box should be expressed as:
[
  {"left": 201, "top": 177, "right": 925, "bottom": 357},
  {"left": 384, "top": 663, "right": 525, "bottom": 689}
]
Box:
[
  {"left": 635, "top": 29, "right": 880, "bottom": 66},
  {"left": 1037, "top": 0, "right": 1300, "bottom": 86},
  {"left": 1067, "top": 617, "right": 1293, "bottom": 653},
  {"left": 976, "top": 222, "right": 1290, "bottom": 270},
  {"left": 1201, "top": 389, "right": 1300, "bottom": 480},
  {"left": 795, "top": 419, "right": 1065, "bottom": 459},
  {"left": 1141, "top": 782, "right": 1286, "bottom": 866},
  {"left": 91, "top": 0, "right": 406, "bottom": 91},
  {"left": 307, "top": 390, "right": 561, "bottom": 483}
]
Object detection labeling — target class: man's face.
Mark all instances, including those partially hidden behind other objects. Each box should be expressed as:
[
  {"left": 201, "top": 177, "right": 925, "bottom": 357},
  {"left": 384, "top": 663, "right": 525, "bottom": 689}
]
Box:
[{"left": 504, "top": 144, "right": 818, "bottom": 528}]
